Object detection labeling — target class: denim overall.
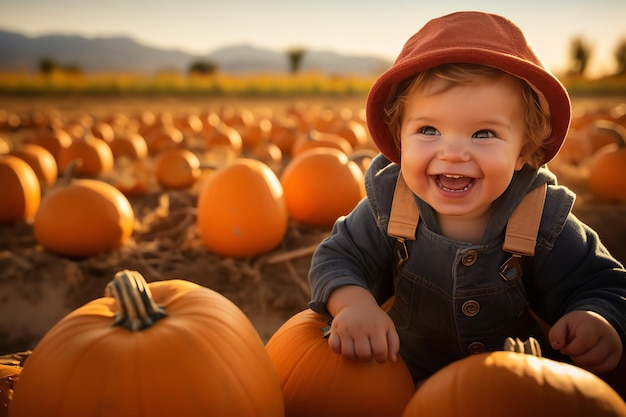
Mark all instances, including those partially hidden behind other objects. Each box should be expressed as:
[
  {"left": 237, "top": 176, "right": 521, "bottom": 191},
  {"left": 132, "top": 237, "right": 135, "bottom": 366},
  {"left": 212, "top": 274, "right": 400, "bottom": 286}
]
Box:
[
  {"left": 309, "top": 155, "right": 625, "bottom": 385},
  {"left": 386, "top": 172, "right": 549, "bottom": 381}
]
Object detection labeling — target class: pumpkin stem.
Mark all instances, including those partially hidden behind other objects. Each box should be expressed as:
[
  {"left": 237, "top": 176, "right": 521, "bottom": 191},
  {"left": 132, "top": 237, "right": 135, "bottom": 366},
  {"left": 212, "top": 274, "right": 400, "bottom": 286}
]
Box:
[
  {"left": 503, "top": 337, "right": 542, "bottom": 357},
  {"left": 105, "top": 269, "right": 168, "bottom": 331},
  {"left": 592, "top": 120, "right": 626, "bottom": 148},
  {"left": 59, "top": 159, "right": 82, "bottom": 185}
]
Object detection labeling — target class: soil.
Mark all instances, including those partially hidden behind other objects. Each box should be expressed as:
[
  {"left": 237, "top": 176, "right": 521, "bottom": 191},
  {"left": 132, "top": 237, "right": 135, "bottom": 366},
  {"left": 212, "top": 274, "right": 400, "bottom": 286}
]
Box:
[{"left": 1, "top": 95, "right": 625, "bottom": 356}]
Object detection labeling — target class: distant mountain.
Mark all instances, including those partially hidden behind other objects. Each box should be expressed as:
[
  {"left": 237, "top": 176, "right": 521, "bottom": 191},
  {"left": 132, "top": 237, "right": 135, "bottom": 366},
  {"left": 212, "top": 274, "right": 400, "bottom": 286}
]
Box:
[{"left": 0, "top": 30, "right": 392, "bottom": 76}]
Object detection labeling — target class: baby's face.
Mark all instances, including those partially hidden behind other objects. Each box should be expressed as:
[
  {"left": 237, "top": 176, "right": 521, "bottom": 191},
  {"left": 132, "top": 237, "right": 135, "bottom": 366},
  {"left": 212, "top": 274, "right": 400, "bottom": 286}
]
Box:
[{"left": 399, "top": 74, "right": 527, "bottom": 221}]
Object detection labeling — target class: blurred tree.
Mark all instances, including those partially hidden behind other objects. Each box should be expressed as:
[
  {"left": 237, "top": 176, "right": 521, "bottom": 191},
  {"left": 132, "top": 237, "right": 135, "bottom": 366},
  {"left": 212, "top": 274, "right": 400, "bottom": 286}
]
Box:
[
  {"left": 63, "top": 64, "right": 83, "bottom": 75},
  {"left": 287, "top": 46, "right": 307, "bottom": 74},
  {"left": 39, "top": 57, "right": 58, "bottom": 75},
  {"left": 614, "top": 38, "right": 626, "bottom": 76},
  {"left": 568, "top": 36, "right": 592, "bottom": 76},
  {"left": 188, "top": 60, "right": 217, "bottom": 75}
]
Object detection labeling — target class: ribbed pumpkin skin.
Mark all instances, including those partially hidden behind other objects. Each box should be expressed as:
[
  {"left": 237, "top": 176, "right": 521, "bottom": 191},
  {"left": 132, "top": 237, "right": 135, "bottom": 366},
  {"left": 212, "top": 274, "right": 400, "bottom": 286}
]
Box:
[
  {"left": 402, "top": 351, "right": 626, "bottom": 417},
  {"left": 9, "top": 279, "right": 285, "bottom": 417},
  {"left": 265, "top": 309, "right": 416, "bottom": 417},
  {"left": 280, "top": 148, "right": 365, "bottom": 228},
  {"left": 197, "top": 158, "right": 288, "bottom": 257},
  {"left": 0, "top": 155, "right": 40, "bottom": 224},
  {"left": 33, "top": 179, "right": 134, "bottom": 257}
]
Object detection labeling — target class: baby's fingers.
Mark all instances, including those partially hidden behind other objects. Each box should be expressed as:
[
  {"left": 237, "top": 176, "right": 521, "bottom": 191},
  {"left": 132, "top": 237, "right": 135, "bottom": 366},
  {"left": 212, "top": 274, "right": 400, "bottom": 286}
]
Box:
[
  {"left": 548, "top": 319, "right": 570, "bottom": 351},
  {"left": 570, "top": 338, "right": 621, "bottom": 374}
]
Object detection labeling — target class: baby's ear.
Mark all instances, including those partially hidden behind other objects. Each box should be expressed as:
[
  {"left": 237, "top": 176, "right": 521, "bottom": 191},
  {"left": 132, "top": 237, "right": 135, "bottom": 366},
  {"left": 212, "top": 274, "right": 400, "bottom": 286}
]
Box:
[
  {"left": 515, "top": 153, "right": 528, "bottom": 171},
  {"left": 516, "top": 143, "right": 542, "bottom": 170}
]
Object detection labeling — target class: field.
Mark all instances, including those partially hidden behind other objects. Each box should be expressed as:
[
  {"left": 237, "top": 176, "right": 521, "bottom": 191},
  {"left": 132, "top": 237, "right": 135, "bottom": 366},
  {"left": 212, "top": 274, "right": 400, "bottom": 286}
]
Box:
[{"left": 1, "top": 94, "right": 625, "bottom": 357}]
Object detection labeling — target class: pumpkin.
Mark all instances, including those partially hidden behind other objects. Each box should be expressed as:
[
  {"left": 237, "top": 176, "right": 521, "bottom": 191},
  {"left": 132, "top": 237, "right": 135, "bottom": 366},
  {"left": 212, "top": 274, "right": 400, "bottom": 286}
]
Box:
[
  {"left": 57, "top": 134, "right": 114, "bottom": 177},
  {"left": 240, "top": 117, "right": 272, "bottom": 150},
  {"left": 27, "top": 127, "right": 72, "bottom": 164},
  {"left": 90, "top": 120, "right": 115, "bottom": 143},
  {"left": 280, "top": 147, "right": 365, "bottom": 227},
  {"left": 250, "top": 141, "right": 283, "bottom": 174},
  {"left": 334, "top": 118, "right": 369, "bottom": 149},
  {"left": 202, "top": 122, "right": 243, "bottom": 154},
  {"left": 174, "top": 113, "right": 203, "bottom": 139},
  {"left": 33, "top": 169, "right": 134, "bottom": 257},
  {"left": 587, "top": 121, "right": 626, "bottom": 202},
  {"left": 9, "top": 270, "right": 285, "bottom": 417},
  {"left": 0, "top": 155, "right": 40, "bottom": 224},
  {"left": 108, "top": 132, "right": 149, "bottom": 160},
  {"left": 265, "top": 308, "right": 416, "bottom": 417},
  {"left": 402, "top": 337, "right": 626, "bottom": 417},
  {"left": 291, "top": 129, "right": 353, "bottom": 157},
  {"left": 112, "top": 158, "right": 153, "bottom": 196},
  {"left": 9, "top": 143, "right": 58, "bottom": 188},
  {"left": 0, "top": 135, "right": 11, "bottom": 155},
  {"left": 587, "top": 119, "right": 621, "bottom": 154},
  {"left": 197, "top": 158, "right": 288, "bottom": 257},
  {"left": 269, "top": 117, "right": 299, "bottom": 154},
  {"left": 144, "top": 124, "right": 184, "bottom": 154},
  {"left": 153, "top": 148, "right": 201, "bottom": 189}
]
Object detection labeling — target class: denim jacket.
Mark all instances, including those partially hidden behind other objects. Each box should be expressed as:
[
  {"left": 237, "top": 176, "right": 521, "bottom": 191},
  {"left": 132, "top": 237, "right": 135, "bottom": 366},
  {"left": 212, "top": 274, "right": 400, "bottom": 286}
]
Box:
[{"left": 308, "top": 153, "right": 626, "bottom": 381}]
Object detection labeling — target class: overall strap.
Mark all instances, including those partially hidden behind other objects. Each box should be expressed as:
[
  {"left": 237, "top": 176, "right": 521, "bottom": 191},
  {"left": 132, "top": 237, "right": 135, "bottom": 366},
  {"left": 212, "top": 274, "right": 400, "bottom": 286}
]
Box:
[
  {"left": 388, "top": 171, "right": 419, "bottom": 240},
  {"left": 502, "top": 183, "right": 547, "bottom": 257},
  {"left": 388, "top": 172, "right": 418, "bottom": 275},
  {"left": 387, "top": 174, "right": 551, "bottom": 334},
  {"left": 498, "top": 183, "right": 547, "bottom": 281},
  {"left": 388, "top": 174, "right": 547, "bottom": 252},
  {"left": 388, "top": 174, "right": 548, "bottom": 281}
]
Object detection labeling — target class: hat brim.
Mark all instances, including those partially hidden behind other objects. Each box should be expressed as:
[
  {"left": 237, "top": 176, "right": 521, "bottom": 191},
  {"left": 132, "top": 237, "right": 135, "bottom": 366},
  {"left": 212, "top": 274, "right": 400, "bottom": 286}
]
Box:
[{"left": 366, "top": 48, "right": 571, "bottom": 165}]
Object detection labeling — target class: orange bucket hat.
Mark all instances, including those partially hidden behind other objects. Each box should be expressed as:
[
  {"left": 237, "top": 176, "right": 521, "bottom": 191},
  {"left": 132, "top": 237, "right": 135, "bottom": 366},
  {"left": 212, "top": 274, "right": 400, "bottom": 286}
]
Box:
[{"left": 366, "top": 11, "right": 571, "bottom": 165}]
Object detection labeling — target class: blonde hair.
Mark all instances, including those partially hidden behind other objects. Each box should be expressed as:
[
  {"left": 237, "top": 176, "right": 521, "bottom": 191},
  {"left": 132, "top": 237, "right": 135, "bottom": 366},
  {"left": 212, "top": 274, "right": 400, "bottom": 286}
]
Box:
[{"left": 383, "top": 64, "right": 551, "bottom": 169}]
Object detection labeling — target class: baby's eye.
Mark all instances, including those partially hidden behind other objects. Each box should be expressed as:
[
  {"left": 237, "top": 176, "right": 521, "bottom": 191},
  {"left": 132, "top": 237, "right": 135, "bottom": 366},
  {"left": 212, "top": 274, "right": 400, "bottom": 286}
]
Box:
[
  {"left": 472, "top": 130, "right": 496, "bottom": 139},
  {"left": 419, "top": 126, "right": 440, "bottom": 136}
]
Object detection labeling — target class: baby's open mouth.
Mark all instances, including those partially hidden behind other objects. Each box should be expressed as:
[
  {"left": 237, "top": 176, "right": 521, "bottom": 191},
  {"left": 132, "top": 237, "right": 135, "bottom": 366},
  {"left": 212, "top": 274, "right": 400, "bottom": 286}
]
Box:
[{"left": 436, "top": 174, "right": 475, "bottom": 192}]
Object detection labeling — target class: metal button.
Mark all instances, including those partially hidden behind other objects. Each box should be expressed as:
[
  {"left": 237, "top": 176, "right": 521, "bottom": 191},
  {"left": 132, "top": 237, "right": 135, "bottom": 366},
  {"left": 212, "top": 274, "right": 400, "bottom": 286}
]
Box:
[
  {"left": 462, "top": 300, "right": 480, "bottom": 317},
  {"left": 461, "top": 250, "right": 478, "bottom": 266},
  {"left": 467, "top": 342, "right": 485, "bottom": 354}
]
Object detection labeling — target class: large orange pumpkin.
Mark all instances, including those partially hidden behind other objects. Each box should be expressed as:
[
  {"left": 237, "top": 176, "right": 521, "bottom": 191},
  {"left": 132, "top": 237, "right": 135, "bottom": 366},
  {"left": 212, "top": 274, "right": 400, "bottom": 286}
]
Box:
[
  {"left": 33, "top": 176, "right": 134, "bottom": 257},
  {"left": 402, "top": 338, "right": 626, "bottom": 417},
  {"left": 280, "top": 147, "right": 365, "bottom": 227},
  {"left": 0, "top": 155, "right": 40, "bottom": 224},
  {"left": 9, "top": 270, "right": 285, "bottom": 417},
  {"left": 197, "top": 158, "right": 288, "bottom": 257},
  {"left": 265, "top": 308, "right": 416, "bottom": 417}
]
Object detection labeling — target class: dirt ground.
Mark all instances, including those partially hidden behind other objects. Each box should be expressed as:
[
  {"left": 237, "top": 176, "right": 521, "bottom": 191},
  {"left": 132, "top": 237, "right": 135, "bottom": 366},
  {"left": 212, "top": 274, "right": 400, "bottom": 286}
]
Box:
[{"left": 1, "top": 95, "right": 625, "bottom": 356}]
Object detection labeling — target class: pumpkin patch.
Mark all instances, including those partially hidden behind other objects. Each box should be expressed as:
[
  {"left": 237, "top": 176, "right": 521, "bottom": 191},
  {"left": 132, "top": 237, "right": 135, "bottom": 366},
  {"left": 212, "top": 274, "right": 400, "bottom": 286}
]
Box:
[{"left": 0, "top": 97, "right": 625, "bottom": 416}]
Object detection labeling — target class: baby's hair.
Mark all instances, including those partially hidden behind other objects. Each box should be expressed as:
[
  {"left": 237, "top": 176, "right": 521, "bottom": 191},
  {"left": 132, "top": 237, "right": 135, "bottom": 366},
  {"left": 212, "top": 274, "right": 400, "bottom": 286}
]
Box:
[{"left": 384, "top": 63, "right": 551, "bottom": 169}]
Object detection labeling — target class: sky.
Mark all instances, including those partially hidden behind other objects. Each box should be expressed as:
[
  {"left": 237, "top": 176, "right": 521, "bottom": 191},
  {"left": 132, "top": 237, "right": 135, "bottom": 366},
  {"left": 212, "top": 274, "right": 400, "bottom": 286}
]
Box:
[{"left": 1, "top": 0, "right": 625, "bottom": 78}]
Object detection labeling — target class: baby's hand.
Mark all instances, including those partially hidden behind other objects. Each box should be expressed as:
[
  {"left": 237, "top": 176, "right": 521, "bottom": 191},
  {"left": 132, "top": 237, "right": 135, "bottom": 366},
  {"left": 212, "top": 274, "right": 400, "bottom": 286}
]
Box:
[
  {"left": 549, "top": 310, "right": 622, "bottom": 374},
  {"left": 327, "top": 303, "right": 399, "bottom": 364}
]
